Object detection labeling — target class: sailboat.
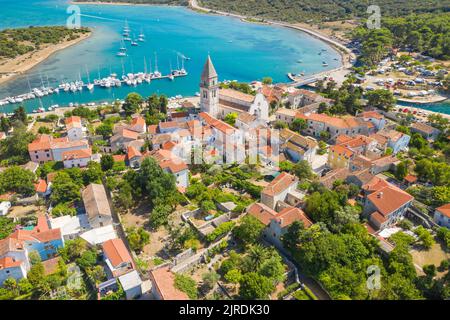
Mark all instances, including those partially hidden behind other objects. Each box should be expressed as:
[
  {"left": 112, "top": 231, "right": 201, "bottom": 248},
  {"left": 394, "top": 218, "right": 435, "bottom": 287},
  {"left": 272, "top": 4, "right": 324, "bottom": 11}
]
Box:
[
  {"left": 143, "top": 57, "right": 151, "bottom": 83},
  {"left": 117, "top": 40, "right": 127, "bottom": 56},
  {"left": 168, "top": 61, "right": 174, "bottom": 80},
  {"left": 85, "top": 65, "right": 94, "bottom": 91},
  {"left": 138, "top": 28, "right": 145, "bottom": 42},
  {"left": 152, "top": 52, "right": 161, "bottom": 78},
  {"left": 123, "top": 19, "right": 130, "bottom": 33},
  {"left": 131, "top": 34, "right": 138, "bottom": 46}
]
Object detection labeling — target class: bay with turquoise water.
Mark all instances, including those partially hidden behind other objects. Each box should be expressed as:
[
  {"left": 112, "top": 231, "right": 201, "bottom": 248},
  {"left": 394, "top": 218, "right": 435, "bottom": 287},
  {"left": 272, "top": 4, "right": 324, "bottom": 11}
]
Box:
[
  {"left": 0, "top": 0, "right": 341, "bottom": 112},
  {"left": 0, "top": 0, "right": 448, "bottom": 114}
]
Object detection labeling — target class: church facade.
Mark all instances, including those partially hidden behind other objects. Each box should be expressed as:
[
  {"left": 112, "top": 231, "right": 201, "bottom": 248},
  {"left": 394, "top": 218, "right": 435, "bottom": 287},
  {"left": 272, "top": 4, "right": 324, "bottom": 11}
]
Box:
[{"left": 199, "top": 55, "right": 269, "bottom": 122}]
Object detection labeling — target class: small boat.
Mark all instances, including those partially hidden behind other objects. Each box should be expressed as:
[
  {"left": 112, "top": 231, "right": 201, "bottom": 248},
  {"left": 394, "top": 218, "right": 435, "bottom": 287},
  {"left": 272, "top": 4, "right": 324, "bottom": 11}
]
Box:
[
  {"left": 322, "top": 61, "right": 328, "bottom": 67},
  {"left": 297, "top": 60, "right": 302, "bottom": 63},
  {"left": 117, "top": 52, "right": 126, "bottom": 57},
  {"left": 131, "top": 40, "right": 138, "bottom": 46},
  {"left": 123, "top": 37, "right": 132, "bottom": 41}
]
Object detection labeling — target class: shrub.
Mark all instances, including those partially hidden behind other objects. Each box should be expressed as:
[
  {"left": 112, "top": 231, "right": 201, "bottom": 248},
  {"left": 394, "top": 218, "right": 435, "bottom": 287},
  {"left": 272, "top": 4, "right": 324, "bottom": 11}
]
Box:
[{"left": 205, "top": 221, "right": 235, "bottom": 243}]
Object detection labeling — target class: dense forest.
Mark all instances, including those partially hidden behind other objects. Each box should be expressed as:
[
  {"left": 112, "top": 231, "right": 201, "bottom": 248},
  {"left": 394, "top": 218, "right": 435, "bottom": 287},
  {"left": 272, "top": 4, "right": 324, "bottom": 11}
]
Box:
[
  {"left": 352, "top": 13, "right": 450, "bottom": 66},
  {"left": 0, "top": 26, "right": 90, "bottom": 59},
  {"left": 198, "top": 0, "right": 449, "bottom": 23}
]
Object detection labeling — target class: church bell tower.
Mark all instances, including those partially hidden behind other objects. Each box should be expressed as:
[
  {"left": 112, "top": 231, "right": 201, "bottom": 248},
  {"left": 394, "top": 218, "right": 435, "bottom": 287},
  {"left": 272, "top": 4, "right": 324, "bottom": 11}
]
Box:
[{"left": 199, "top": 55, "right": 219, "bottom": 118}]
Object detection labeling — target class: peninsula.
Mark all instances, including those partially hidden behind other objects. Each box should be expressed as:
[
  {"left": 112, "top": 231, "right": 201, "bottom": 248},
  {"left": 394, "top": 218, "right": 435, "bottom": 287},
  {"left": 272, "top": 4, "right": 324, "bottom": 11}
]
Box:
[{"left": 0, "top": 26, "right": 91, "bottom": 85}]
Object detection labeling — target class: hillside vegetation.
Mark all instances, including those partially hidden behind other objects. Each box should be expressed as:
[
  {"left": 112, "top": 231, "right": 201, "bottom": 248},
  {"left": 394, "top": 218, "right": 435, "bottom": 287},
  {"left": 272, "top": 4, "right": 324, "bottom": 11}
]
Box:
[
  {"left": 199, "top": 0, "right": 449, "bottom": 23},
  {"left": 352, "top": 13, "right": 450, "bottom": 66},
  {"left": 0, "top": 26, "right": 90, "bottom": 59}
]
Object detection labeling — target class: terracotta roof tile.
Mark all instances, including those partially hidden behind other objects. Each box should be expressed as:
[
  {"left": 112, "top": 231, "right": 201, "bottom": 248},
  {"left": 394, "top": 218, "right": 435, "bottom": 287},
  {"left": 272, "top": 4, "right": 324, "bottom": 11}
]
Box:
[
  {"left": 436, "top": 204, "right": 450, "bottom": 218},
  {"left": 62, "top": 148, "right": 92, "bottom": 161},
  {"left": 150, "top": 266, "right": 189, "bottom": 300},
  {"left": 247, "top": 203, "right": 278, "bottom": 225},
  {"left": 34, "top": 179, "right": 48, "bottom": 193},
  {"left": 0, "top": 256, "right": 23, "bottom": 270},
  {"left": 275, "top": 207, "right": 312, "bottom": 228},
  {"left": 219, "top": 88, "right": 255, "bottom": 103},
  {"left": 262, "top": 172, "right": 298, "bottom": 197},
  {"left": 102, "top": 238, "right": 134, "bottom": 269}
]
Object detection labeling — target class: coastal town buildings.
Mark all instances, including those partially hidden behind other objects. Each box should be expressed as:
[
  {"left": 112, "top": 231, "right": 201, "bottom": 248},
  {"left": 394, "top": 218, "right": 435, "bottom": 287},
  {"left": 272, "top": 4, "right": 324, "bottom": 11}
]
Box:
[
  {"left": 362, "top": 177, "right": 414, "bottom": 230},
  {"left": 65, "top": 116, "right": 85, "bottom": 141},
  {"left": 434, "top": 204, "right": 450, "bottom": 229},
  {"left": 261, "top": 172, "right": 299, "bottom": 210},
  {"left": 410, "top": 122, "right": 441, "bottom": 141},
  {"left": 28, "top": 134, "right": 89, "bottom": 163},
  {"left": 199, "top": 56, "right": 269, "bottom": 121},
  {"left": 82, "top": 184, "right": 113, "bottom": 228}
]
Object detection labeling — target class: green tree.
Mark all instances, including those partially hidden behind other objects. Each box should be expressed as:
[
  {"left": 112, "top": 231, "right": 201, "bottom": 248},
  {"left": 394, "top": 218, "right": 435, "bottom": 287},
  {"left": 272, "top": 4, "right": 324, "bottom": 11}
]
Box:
[
  {"left": 224, "top": 112, "right": 238, "bottom": 126},
  {"left": 127, "top": 227, "right": 150, "bottom": 252},
  {"left": 95, "top": 123, "right": 113, "bottom": 138},
  {"left": 366, "top": 89, "right": 396, "bottom": 111},
  {"left": 0, "top": 166, "right": 35, "bottom": 196},
  {"left": 100, "top": 154, "right": 114, "bottom": 171},
  {"left": 290, "top": 118, "right": 307, "bottom": 132},
  {"left": 174, "top": 274, "right": 198, "bottom": 299},
  {"left": 239, "top": 272, "right": 274, "bottom": 299},
  {"left": 50, "top": 171, "right": 81, "bottom": 204},
  {"left": 232, "top": 215, "right": 265, "bottom": 245},
  {"left": 293, "top": 160, "right": 313, "bottom": 180},
  {"left": 224, "top": 269, "right": 242, "bottom": 284},
  {"left": 262, "top": 77, "right": 273, "bottom": 85},
  {"left": 395, "top": 161, "right": 409, "bottom": 180},
  {"left": 123, "top": 92, "right": 143, "bottom": 115}
]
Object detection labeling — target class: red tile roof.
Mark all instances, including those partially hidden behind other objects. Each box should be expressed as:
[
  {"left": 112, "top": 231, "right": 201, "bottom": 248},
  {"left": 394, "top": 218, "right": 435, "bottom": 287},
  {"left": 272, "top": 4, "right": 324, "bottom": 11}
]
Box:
[
  {"left": 262, "top": 172, "right": 298, "bottom": 197},
  {"left": 131, "top": 116, "right": 145, "bottom": 127},
  {"left": 199, "top": 112, "right": 235, "bottom": 134},
  {"left": 219, "top": 88, "right": 255, "bottom": 103},
  {"left": 360, "top": 111, "right": 383, "bottom": 120},
  {"left": 34, "top": 179, "right": 48, "bottom": 193},
  {"left": 436, "top": 204, "right": 450, "bottom": 218},
  {"left": 65, "top": 116, "right": 82, "bottom": 129},
  {"left": 127, "top": 146, "right": 142, "bottom": 160},
  {"left": 247, "top": 203, "right": 278, "bottom": 225},
  {"left": 367, "top": 183, "right": 413, "bottom": 216},
  {"left": 404, "top": 174, "right": 418, "bottom": 184},
  {"left": 62, "top": 148, "right": 92, "bottom": 161},
  {"left": 121, "top": 128, "right": 140, "bottom": 140},
  {"left": 370, "top": 211, "right": 387, "bottom": 224},
  {"left": 0, "top": 256, "right": 23, "bottom": 269},
  {"left": 330, "top": 144, "right": 354, "bottom": 159},
  {"left": 150, "top": 266, "right": 189, "bottom": 300},
  {"left": 102, "top": 238, "right": 134, "bottom": 269},
  {"left": 113, "top": 154, "right": 126, "bottom": 163},
  {"left": 275, "top": 207, "right": 312, "bottom": 228},
  {"left": 147, "top": 125, "right": 158, "bottom": 134}
]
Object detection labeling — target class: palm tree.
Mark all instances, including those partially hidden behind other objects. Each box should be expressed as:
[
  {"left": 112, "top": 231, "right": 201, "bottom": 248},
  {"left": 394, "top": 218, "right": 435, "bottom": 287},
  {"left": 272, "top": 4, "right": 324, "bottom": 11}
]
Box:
[{"left": 247, "top": 244, "right": 269, "bottom": 270}]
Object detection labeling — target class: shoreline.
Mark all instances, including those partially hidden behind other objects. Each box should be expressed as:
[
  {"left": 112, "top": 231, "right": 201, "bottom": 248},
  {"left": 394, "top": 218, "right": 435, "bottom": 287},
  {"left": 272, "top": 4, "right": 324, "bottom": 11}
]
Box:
[
  {"left": 73, "top": 0, "right": 353, "bottom": 68},
  {"left": 0, "top": 31, "right": 92, "bottom": 86}
]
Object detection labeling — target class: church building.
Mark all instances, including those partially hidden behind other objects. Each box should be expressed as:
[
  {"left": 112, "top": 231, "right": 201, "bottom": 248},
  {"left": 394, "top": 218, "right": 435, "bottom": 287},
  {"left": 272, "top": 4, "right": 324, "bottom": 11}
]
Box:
[{"left": 199, "top": 55, "right": 269, "bottom": 121}]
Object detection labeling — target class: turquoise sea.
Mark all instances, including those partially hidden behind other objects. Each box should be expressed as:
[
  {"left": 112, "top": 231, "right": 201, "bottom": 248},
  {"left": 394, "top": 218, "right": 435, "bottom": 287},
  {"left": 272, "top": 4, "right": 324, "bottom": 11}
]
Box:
[
  {"left": 0, "top": 0, "right": 342, "bottom": 112},
  {"left": 0, "top": 0, "right": 448, "bottom": 114}
]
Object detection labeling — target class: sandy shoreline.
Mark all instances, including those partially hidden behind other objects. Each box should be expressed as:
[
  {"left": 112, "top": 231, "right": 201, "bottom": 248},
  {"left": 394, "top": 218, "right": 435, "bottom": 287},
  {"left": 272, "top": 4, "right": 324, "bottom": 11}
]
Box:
[{"left": 0, "top": 31, "right": 92, "bottom": 86}]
